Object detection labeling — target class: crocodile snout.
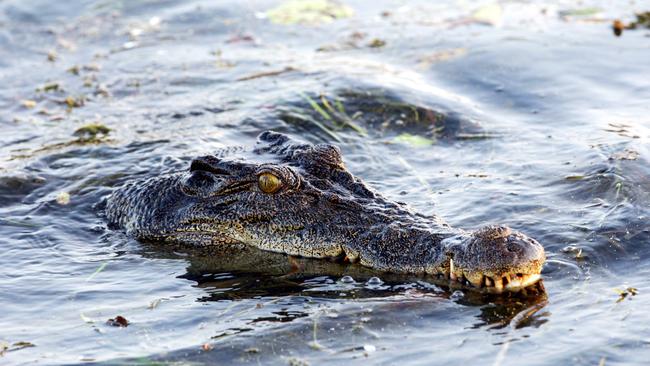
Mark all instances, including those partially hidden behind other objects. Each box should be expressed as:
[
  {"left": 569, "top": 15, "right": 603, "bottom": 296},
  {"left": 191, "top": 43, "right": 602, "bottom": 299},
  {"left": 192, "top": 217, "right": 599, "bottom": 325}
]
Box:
[{"left": 439, "top": 225, "right": 545, "bottom": 293}]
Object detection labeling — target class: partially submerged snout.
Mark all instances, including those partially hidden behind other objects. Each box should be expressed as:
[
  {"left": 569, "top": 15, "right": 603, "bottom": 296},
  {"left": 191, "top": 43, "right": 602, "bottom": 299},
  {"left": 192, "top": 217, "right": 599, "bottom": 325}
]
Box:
[{"left": 436, "top": 226, "right": 545, "bottom": 293}]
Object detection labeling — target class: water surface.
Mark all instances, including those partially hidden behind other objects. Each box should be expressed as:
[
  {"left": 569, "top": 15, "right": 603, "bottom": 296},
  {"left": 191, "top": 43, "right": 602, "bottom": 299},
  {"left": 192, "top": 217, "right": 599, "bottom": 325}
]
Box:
[{"left": 1, "top": 0, "right": 650, "bottom": 365}]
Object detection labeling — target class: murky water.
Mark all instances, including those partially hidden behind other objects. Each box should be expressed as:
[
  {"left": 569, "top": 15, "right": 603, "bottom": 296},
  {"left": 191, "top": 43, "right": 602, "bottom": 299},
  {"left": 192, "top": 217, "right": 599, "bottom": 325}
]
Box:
[{"left": 2, "top": 0, "right": 650, "bottom": 365}]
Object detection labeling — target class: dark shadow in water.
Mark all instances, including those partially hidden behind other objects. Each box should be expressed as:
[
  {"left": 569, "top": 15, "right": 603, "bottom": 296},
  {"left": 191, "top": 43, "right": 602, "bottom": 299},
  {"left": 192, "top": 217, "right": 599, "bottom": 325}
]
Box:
[
  {"left": 239, "top": 84, "right": 493, "bottom": 144},
  {"left": 139, "top": 242, "right": 548, "bottom": 328}
]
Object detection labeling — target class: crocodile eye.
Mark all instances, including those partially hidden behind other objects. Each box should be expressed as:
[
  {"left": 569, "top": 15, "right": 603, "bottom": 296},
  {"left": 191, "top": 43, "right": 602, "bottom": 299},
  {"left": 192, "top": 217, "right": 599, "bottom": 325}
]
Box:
[{"left": 258, "top": 173, "right": 282, "bottom": 194}]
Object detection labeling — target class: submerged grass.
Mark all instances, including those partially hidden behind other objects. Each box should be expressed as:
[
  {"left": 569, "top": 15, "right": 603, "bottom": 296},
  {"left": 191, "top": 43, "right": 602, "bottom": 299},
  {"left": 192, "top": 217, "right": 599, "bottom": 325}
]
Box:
[{"left": 289, "top": 92, "right": 368, "bottom": 140}]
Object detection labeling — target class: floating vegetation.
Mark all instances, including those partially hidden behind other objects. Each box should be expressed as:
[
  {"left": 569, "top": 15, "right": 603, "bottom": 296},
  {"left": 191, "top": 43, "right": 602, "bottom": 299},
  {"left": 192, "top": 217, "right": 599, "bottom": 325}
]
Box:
[
  {"left": 85, "top": 262, "right": 108, "bottom": 282},
  {"left": 393, "top": 133, "right": 434, "bottom": 147},
  {"left": 67, "top": 65, "right": 80, "bottom": 75},
  {"left": 211, "top": 49, "right": 235, "bottom": 68},
  {"left": 73, "top": 123, "right": 111, "bottom": 142},
  {"left": 455, "top": 132, "right": 497, "bottom": 140},
  {"left": 266, "top": 0, "right": 354, "bottom": 25},
  {"left": 564, "top": 175, "right": 586, "bottom": 181},
  {"left": 236, "top": 66, "right": 296, "bottom": 81},
  {"left": 559, "top": 7, "right": 603, "bottom": 20},
  {"left": 9, "top": 124, "right": 114, "bottom": 160},
  {"left": 38, "top": 82, "right": 60, "bottom": 93},
  {"left": 0, "top": 341, "right": 35, "bottom": 355},
  {"left": 367, "top": 38, "right": 386, "bottom": 48},
  {"left": 280, "top": 92, "right": 368, "bottom": 141},
  {"left": 615, "top": 287, "right": 638, "bottom": 303},
  {"left": 63, "top": 95, "right": 85, "bottom": 108}
]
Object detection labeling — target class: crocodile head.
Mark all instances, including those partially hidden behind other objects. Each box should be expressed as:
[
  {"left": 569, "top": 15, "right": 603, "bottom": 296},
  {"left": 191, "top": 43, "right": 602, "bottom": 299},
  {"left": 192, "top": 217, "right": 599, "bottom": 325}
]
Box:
[
  {"left": 438, "top": 226, "right": 545, "bottom": 293},
  {"left": 107, "top": 131, "right": 545, "bottom": 293}
]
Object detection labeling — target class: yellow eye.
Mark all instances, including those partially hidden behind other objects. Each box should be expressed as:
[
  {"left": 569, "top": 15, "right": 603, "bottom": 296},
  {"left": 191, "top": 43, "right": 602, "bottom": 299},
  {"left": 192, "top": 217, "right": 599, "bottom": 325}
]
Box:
[{"left": 258, "top": 173, "right": 282, "bottom": 194}]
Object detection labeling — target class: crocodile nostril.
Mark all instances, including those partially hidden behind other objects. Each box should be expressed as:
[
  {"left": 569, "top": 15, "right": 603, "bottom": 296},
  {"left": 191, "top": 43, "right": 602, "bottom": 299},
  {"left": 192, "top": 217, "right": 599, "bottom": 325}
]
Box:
[{"left": 190, "top": 158, "right": 230, "bottom": 175}]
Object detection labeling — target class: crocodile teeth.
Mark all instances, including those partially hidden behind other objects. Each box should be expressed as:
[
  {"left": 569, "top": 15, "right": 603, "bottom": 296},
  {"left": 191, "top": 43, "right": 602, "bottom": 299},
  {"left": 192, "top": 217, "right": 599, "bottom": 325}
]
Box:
[
  {"left": 493, "top": 277, "right": 503, "bottom": 291},
  {"left": 449, "top": 259, "right": 456, "bottom": 281},
  {"left": 484, "top": 276, "right": 494, "bottom": 287}
]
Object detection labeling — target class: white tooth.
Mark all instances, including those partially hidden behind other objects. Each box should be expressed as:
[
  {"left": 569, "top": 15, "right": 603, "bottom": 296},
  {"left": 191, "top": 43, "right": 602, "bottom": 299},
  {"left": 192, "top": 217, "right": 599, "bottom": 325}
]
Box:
[
  {"left": 449, "top": 259, "right": 456, "bottom": 280},
  {"left": 494, "top": 278, "right": 503, "bottom": 291},
  {"left": 485, "top": 277, "right": 494, "bottom": 287},
  {"left": 506, "top": 274, "right": 541, "bottom": 289}
]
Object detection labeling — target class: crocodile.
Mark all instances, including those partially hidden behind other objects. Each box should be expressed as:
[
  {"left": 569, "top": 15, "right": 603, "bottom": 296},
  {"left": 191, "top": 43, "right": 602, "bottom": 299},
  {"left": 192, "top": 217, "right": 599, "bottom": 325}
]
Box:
[{"left": 106, "top": 131, "right": 545, "bottom": 293}]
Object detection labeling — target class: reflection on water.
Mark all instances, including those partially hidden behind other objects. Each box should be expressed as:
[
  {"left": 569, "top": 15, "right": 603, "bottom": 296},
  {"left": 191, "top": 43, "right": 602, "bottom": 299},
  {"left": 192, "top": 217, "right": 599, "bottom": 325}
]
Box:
[{"left": 1, "top": 0, "right": 650, "bottom": 365}]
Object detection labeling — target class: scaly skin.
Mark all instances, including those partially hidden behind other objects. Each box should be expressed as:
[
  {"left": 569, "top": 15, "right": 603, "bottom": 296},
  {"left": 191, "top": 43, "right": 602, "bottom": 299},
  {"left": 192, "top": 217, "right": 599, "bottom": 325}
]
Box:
[{"left": 106, "top": 131, "right": 545, "bottom": 293}]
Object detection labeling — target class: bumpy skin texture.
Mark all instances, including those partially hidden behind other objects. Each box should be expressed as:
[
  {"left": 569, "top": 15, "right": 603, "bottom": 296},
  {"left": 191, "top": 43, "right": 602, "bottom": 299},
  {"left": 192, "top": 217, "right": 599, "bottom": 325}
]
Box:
[{"left": 106, "top": 131, "right": 545, "bottom": 293}]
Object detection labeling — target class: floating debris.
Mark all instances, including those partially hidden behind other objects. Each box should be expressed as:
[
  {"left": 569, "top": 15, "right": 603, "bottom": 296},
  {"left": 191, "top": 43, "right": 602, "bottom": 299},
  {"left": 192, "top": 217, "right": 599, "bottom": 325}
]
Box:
[
  {"left": 612, "top": 11, "right": 650, "bottom": 37},
  {"left": 67, "top": 65, "right": 80, "bottom": 75},
  {"left": 609, "top": 149, "right": 639, "bottom": 161},
  {"left": 266, "top": 0, "right": 354, "bottom": 25},
  {"left": 417, "top": 48, "right": 467, "bottom": 69},
  {"left": 472, "top": 3, "right": 503, "bottom": 27},
  {"left": 201, "top": 343, "right": 214, "bottom": 351},
  {"left": 148, "top": 298, "right": 163, "bottom": 310},
  {"left": 80, "top": 313, "right": 94, "bottom": 324},
  {"left": 55, "top": 192, "right": 70, "bottom": 205},
  {"left": 106, "top": 315, "right": 129, "bottom": 327},
  {"left": 47, "top": 50, "right": 57, "bottom": 62},
  {"left": 288, "top": 357, "right": 310, "bottom": 366},
  {"left": 612, "top": 20, "right": 625, "bottom": 37},
  {"left": 21, "top": 100, "right": 37, "bottom": 109},
  {"left": 603, "top": 122, "right": 640, "bottom": 139}
]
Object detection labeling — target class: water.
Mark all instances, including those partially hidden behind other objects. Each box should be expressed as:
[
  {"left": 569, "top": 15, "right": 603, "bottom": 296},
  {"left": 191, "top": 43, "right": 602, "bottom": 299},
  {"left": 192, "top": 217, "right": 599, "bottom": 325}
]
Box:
[{"left": 1, "top": 0, "right": 650, "bottom": 364}]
